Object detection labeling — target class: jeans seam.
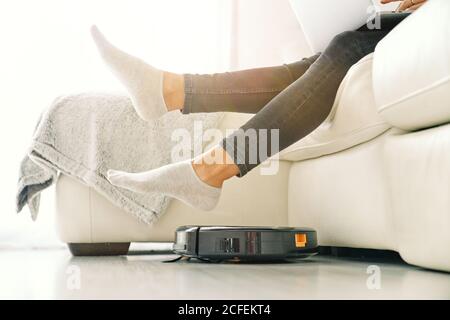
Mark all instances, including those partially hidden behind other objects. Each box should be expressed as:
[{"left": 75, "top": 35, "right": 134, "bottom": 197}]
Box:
[
  {"left": 187, "top": 87, "right": 285, "bottom": 95},
  {"left": 183, "top": 74, "right": 194, "bottom": 114},
  {"left": 273, "top": 61, "right": 337, "bottom": 129},
  {"left": 283, "top": 64, "right": 296, "bottom": 83}
]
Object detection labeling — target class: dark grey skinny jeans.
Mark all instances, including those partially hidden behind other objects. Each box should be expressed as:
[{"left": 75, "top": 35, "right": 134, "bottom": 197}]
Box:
[{"left": 182, "top": 15, "right": 407, "bottom": 176}]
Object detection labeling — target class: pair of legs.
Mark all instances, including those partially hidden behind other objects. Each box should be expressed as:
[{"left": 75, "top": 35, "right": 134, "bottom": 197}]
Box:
[{"left": 91, "top": 14, "right": 406, "bottom": 210}]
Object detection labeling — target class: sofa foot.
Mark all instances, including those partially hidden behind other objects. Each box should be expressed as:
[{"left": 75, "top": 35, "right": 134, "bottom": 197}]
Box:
[{"left": 68, "top": 242, "right": 131, "bottom": 256}]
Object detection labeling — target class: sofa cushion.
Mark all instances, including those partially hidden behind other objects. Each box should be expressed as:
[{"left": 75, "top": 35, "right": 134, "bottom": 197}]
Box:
[
  {"left": 278, "top": 53, "right": 390, "bottom": 162},
  {"left": 373, "top": 0, "right": 450, "bottom": 131}
]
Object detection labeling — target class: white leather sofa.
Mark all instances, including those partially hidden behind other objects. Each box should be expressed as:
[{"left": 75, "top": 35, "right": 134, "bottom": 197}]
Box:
[{"left": 55, "top": 0, "right": 450, "bottom": 271}]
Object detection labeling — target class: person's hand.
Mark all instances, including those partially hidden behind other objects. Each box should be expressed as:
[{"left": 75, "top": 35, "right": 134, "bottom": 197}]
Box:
[{"left": 380, "top": 0, "right": 428, "bottom": 12}]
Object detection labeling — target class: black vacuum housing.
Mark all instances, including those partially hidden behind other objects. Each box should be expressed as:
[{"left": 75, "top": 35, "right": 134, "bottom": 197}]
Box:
[{"left": 173, "top": 226, "right": 318, "bottom": 261}]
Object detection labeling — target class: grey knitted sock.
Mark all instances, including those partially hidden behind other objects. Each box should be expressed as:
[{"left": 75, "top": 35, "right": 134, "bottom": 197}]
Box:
[
  {"left": 91, "top": 25, "right": 167, "bottom": 121},
  {"left": 107, "top": 160, "right": 222, "bottom": 211}
]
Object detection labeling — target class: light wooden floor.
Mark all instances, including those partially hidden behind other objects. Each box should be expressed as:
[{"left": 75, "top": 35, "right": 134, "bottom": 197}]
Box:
[{"left": 1, "top": 248, "right": 449, "bottom": 299}]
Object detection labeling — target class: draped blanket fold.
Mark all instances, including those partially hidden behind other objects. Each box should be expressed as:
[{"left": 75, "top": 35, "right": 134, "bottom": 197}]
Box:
[{"left": 16, "top": 93, "right": 223, "bottom": 225}]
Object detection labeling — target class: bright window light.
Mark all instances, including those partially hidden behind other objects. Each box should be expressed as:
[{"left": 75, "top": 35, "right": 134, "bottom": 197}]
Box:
[{"left": 0, "top": 0, "right": 232, "bottom": 247}]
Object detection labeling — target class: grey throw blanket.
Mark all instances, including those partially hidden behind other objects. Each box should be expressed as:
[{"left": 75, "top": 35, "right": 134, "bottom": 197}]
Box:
[{"left": 16, "top": 93, "right": 223, "bottom": 225}]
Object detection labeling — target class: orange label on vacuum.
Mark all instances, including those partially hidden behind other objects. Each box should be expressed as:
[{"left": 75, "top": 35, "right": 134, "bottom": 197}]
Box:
[{"left": 295, "top": 233, "right": 307, "bottom": 247}]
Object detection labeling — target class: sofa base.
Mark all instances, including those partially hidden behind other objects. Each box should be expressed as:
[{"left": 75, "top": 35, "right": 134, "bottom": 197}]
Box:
[
  {"left": 288, "top": 124, "right": 450, "bottom": 272},
  {"left": 55, "top": 161, "right": 290, "bottom": 244},
  {"left": 66, "top": 242, "right": 404, "bottom": 262},
  {"left": 68, "top": 243, "right": 131, "bottom": 256}
]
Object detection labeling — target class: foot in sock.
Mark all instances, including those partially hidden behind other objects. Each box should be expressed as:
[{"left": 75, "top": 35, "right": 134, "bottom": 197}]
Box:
[
  {"left": 107, "top": 160, "right": 222, "bottom": 211},
  {"left": 90, "top": 25, "right": 167, "bottom": 121}
]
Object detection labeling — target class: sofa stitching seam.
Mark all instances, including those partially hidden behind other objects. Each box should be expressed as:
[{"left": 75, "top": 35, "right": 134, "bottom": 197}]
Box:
[{"left": 378, "top": 75, "right": 450, "bottom": 113}]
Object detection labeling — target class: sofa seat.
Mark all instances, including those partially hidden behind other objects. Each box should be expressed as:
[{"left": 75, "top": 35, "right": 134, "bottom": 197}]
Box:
[{"left": 56, "top": 157, "right": 291, "bottom": 244}]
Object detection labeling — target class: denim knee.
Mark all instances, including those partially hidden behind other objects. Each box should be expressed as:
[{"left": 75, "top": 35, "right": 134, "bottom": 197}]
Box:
[
  {"left": 325, "top": 30, "right": 373, "bottom": 65},
  {"left": 330, "top": 31, "right": 363, "bottom": 49},
  {"left": 329, "top": 29, "right": 388, "bottom": 59}
]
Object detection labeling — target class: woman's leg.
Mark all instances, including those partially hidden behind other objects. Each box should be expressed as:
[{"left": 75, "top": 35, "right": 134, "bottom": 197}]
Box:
[
  {"left": 91, "top": 25, "right": 319, "bottom": 119},
  {"left": 222, "top": 30, "right": 389, "bottom": 177},
  {"left": 107, "top": 30, "right": 389, "bottom": 211},
  {"left": 179, "top": 55, "right": 319, "bottom": 114},
  {"left": 105, "top": 15, "right": 408, "bottom": 210},
  {"left": 219, "top": 13, "right": 409, "bottom": 177}
]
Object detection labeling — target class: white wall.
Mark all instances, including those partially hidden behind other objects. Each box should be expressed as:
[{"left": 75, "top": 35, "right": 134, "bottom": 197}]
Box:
[
  {"left": 0, "top": 0, "right": 232, "bottom": 248},
  {"left": 231, "top": 0, "right": 312, "bottom": 70}
]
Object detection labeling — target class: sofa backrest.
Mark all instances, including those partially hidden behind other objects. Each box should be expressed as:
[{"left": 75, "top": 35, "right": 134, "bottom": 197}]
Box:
[{"left": 373, "top": 0, "right": 450, "bottom": 131}]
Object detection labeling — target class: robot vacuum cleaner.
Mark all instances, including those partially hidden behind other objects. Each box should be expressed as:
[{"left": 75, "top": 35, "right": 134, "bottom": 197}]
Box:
[{"left": 172, "top": 226, "right": 318, "bottom": 262}]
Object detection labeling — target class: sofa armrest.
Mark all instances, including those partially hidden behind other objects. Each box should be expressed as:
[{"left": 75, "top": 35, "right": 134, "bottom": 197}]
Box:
[{"left": 373, "top": 0, "right": 450, "bottom": 131}]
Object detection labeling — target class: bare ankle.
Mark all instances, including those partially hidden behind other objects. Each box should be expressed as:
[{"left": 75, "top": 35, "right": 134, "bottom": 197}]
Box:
[
  {"left": 163, "top": 72, "right": 185, "bottom": 111},
  {"left": 192, "top": 161, "right": 239, "bottom": 188}
]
